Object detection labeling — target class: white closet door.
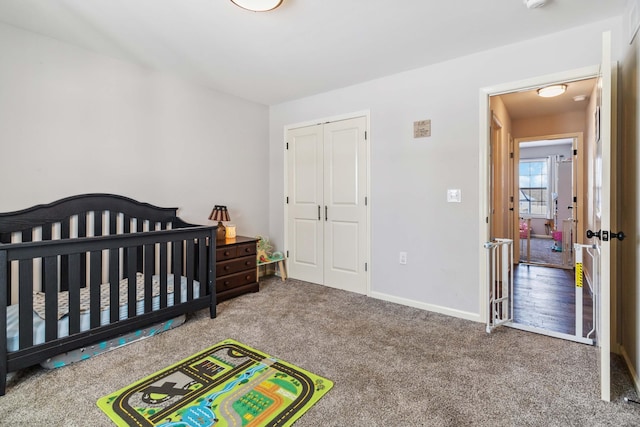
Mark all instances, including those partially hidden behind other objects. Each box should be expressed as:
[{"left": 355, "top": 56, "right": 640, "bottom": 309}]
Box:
[
  {"left": 323, "top": 117, "right": 368, "bottom": 294},
  {"left": 286, "top": 116, "right": 368, "bottom": 294},
  {"left": 286, "top": 124, "right": 324, "bottom": 284}
]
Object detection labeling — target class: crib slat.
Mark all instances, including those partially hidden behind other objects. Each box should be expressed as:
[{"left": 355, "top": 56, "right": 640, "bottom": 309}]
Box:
[
  {"left": 43, "top": 256, "right": 58, "bottom": 342},
  {"left": 123, "top": 216, "right": 131, "bottom": 274},
  {"left": 18, "top": 260, "right": 34, "bottom": 349},
  {"left": 78, "top": 212, "right": 87, "bottom": 289},
  {"left": 159, "top": 240, "right": 168, "bottom": 309},
  {"left": 109, "top": 248, "right": 119, "bottom": 323},
  {"left": 68, "top": 253, "right": 81, "bottom": 335},
  {"left": 137, "top": 219, "right": 144, "bottom": 272},
  {"left": 186, "top": 240, "right": 194, "bottom": 301},
  {"left": 172, "top": 240, "right": 182, "bottom": 305},
  {"left": 144, "top": 243, "right": 153, "bottom": 313},
  {"left": 5, "top": 257, "right": 11, "bottom": 305},
  {"left": 60, "top": 220, "right": 70, "bottom": 291},
  {"left": 0, "top": 250, "right": 8, "bottom": 395},
  {"left": 41, "top": 224, "right": 52, "bottom": 242},
  {"left": 21, "top": 230, "right": 32, "bottom": 243},
  {"left": 89, "top": 251, "right": 102, "bottom": 329},
  {"left": 109, "top": 211, "right": 116, "bottom": 236},
  {"left": 94, "top": 211, "right": 103, "bottom": 237},
  {"left": 198, "top": 238, "right": 206, "bottom": 293},
  {"left": 127, "top": 246, "right": 136, "bottom": 319}
]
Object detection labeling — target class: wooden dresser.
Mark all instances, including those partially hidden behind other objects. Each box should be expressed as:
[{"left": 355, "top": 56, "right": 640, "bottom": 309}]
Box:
[{"left": 215, "top": 236, "right": 259, "bottom": 302}]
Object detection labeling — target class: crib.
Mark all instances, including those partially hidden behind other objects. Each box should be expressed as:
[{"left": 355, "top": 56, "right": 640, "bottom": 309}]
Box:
[{"left": 0, "top": 194, "right": 216, "bottom": 395}]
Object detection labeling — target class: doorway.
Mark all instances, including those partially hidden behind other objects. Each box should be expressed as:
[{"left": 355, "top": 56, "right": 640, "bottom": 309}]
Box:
[
  {"left": 516, "top": 136, "right": 577, "bottom": 269},
  {"left": 486, "top": 75, "right": 597, "bottom": 343}
]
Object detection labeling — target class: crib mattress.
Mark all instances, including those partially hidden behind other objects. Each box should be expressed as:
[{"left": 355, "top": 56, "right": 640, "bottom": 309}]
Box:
[{"left": 6, "top": 274, "right": 200, "bottom": 352}]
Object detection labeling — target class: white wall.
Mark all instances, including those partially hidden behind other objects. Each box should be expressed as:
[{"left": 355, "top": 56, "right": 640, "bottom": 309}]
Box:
[
  {"left": 269, "top": 18, "right": 623, "bottom": 319},
  {"left": 0, "top": 23, "right": 270, "bottom": 236}
]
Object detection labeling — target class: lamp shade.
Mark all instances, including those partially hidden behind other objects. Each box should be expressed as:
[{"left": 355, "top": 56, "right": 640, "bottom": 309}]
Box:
[
  {"left": 230, "top": 0, "right": 283, "bottom": 12},
  {"left": 209, "top": 205, "right": 230, "bottom": 222}
]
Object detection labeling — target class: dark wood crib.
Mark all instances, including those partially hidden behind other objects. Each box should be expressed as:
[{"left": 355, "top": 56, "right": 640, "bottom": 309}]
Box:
[{"left": 0, "top": 194, "right": 217, "bottom": 395}]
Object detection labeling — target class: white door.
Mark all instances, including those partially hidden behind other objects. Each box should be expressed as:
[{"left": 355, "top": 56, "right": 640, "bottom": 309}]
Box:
[
  {"left": 323, "top": 117, "right": 368, "bottom": 293},
  {"left": 286, "top": 124, "right": 324, "bottom": 284},
  {"left": 589, "top": 31, "right": 618, "bottom": 402},
  {"left": 286, "top": 116, "right": 368, "bottom": 294}
]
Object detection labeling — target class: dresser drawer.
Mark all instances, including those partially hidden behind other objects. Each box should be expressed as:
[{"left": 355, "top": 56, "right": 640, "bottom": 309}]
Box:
[
  {"left": 216, "top": 246, "right": 237, "bottom": 261},
  {"left": 216, "top": 270, "right": 257, "bottom": 293},
  {"left": 216, "top": 255, "right": 256, "bottom": 277},
  {"left": 236, "top": 242, "right": 256, "bottom": 257}
]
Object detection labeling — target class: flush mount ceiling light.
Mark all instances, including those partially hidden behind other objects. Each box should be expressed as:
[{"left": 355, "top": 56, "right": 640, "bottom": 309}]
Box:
[
  {"left": 537, "top": 84, "right": 567, "bottom": 98},
  {"left": 231, "top": 0, "right": 283, "bottom": 12},
  {"left": 524, "top": 0, "right": 547, "bottom": 8}
]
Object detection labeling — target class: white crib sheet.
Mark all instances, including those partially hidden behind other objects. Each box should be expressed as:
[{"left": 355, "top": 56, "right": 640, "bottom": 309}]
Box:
[{"left": 6, "top": 274, "right": 201, "bottom": 352}]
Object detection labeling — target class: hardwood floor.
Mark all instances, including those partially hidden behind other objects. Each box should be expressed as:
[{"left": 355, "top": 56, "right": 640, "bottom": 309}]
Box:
[{"left": 513, "top": 263, "right": 595, "bottom": 339}]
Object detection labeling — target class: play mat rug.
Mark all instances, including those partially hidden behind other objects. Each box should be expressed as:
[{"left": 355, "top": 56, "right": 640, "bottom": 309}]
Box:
[{"left": 97, "top": 339, "right": 333, "bottom": 427}]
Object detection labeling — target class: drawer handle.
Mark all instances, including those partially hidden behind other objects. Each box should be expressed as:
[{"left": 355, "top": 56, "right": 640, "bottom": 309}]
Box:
[
  {"left": 245, "top": 247, "right": 251, "bottom": 252},
  {"left": 246, "top": 275, "right": 251, "bottom": 280},
  {"left": 224, "top": 266, "right": 230, "bottom": 271},
  {"left": 245, "top": 261, "right": 251, "bottom": 266},
  {"left": 224, "top": 281, "right": 230, "bottom": 287},
  {"left": 224, "top": 251, "right": 230, "bottom": 256}
]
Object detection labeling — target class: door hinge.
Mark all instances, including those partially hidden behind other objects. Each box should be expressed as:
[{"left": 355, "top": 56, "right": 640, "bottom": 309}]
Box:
[
  {"left": 573, "top": 196, "right": 577, "bottom": 203},
  {"left": 365, "top": 196, "right": 368, "bottom": 206},
  {"left": 286, "top": 142, "right": 289, "bottom": 150},
  {"left": 509, "top": 152, "right": 513, "bottom": 159},
  {"left": 509, "top": 196, "right": 514, "bottom": 203},
  {"left": 573, "top": 149, "right": 577, "bottom": 155},
  {"left": 286, "top": 196, "right": 289, "bottom": 204},
  {"left": 365, "top": 262, "right": 368, "bottom": 272},
  {"left": 286, "top": 250, "right": 289, "bottom": 258},
  {"left": 486, "top": 217, "right": 489, "bottom": 224},
  {"left": 365, "top": 131, "right": 368, "bottom": 140}
]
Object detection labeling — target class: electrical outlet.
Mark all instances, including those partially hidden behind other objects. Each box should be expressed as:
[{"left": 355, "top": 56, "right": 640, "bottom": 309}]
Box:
[{"left": 399, "top": 251, "right": 407, "bottom": 265}]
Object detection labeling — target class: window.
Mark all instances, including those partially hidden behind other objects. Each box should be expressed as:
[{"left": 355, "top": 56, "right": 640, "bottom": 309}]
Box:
[{"left": 519, "top": 158, "right": 549, "bottom": 217}]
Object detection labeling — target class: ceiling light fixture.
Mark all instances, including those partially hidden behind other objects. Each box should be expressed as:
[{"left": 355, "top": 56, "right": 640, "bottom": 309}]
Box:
[
  {"left": 231, "top": 0, "right": 283, "bottom": 12},
  {"left": 524, "top": 0, "right": 547, "bottom": 9},
  {"left": 537, "top": 84, "right": 567, "bottom": 98},
  {"left": 573, "top": 95, "right": 587, "bottom": 102}
]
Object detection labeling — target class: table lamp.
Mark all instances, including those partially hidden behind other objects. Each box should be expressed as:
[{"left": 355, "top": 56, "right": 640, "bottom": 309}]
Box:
[{"left": 209, "top": 205, "right": 230, "bottom": 241}]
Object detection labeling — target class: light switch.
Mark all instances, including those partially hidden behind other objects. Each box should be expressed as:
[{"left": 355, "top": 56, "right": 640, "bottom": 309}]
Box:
[{"left": 447, "top": 189, "right": 461, "bottom": 203}]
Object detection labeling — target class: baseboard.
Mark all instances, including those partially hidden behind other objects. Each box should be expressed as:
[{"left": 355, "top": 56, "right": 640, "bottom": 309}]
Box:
[
  {"left": 369, "top": 291, "right": 481, "bottom": 323},
  {"left": 620, "top": 345, "right": 640, "bottom": 396}
]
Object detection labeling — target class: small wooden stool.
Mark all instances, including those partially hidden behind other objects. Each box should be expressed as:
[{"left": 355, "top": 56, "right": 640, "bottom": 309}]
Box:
[{"left": 257, "top": 259, "right": 287, "bottom": 281}]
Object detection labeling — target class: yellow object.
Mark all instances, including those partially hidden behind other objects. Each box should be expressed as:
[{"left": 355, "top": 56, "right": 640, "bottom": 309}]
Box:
[
  {"left": 575, "top": 263, "right": 583, "bottom": 288},
  {"left": 226, "top": 224, "right": 236, "bottom": 239}
]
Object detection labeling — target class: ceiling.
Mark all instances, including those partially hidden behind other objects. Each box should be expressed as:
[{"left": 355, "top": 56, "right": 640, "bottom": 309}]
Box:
[
  {"left": 499, "top": 77, "right": 598, "bottom": 120},
  {"left": 0, "top": 0, "right": 625, "bottom": 105}
]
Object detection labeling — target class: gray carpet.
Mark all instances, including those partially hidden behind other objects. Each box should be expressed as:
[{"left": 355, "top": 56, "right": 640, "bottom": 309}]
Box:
[{"left": 0, "top": 277, "right": 638, "bottom": 426}]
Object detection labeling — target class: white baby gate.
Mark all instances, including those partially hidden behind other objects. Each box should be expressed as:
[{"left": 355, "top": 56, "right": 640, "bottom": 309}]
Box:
[
  {"left": 573, "top": 243, "right": 598, "bottom": 345},
  {"left": 484, "top": 239, "right": 513, "bottom": 333},
  {"left": 484, "top": 238, "right": 597, "bottom": 345}
]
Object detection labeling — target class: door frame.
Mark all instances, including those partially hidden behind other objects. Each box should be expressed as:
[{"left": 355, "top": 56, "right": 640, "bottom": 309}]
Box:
[
  {"left": 513, "top": 132, "right": 585, "bottom": 265},
  {"left": 283, "top": 110, "right": 372, "bottom": 295},
  {"left": 478, "top": 65, "right": 600, "bottom": 325}
]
